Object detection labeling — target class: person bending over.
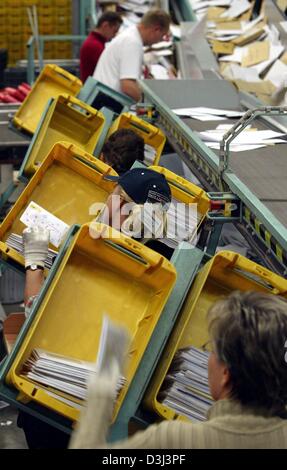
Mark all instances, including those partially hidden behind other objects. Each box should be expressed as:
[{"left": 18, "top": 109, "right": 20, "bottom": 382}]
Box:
[
  {"left": 80, "top": 11, "right": 122, "bottom": 83},
  {"left": 101, "top": 128, "right": 145, "bottom": 174},
  {"left": 93, "top": 9, "right": 171, "bottom": 101}
]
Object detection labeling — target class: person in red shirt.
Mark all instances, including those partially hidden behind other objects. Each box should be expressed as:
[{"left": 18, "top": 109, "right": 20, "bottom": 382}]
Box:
[{"left": 80, "top": 11, "right": 123, "bottom": 83}]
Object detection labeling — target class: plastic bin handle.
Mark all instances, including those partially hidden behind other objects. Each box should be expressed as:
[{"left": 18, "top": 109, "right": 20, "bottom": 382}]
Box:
[
  {"left": 230, "top": 255, "right": 287, "bottom": 293},
  {"left": 73, "top": 153, "right": 111, "bottom": 175},
  {"left": 54, "top": 68, "right": 78, "bottom": 84},
  {"left": 66, "top": 96, "right": 96, "bottom": 118},
  {"left": 93, "top": 224, "right": 162, "bottom": 269},
  {"left": 106, "top": 237, "right": 162, "bottom": 269},
  {"left": 129, "top": 120, "right": 155, "bottom": 136}
]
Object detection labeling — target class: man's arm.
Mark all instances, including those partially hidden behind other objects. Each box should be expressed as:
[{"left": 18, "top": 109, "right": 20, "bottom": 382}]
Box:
[
  {"left": 23, "top": 226, "right": 49, "bottom": 307},
  {"left": 69, "top": 362, "right": 193, "bottom": 449},
  {"left": 120, "top": 79, "right": 142, "bottom": 102},
  {"left": 24, "top": 270, "right": 44, "bottom": 305}
]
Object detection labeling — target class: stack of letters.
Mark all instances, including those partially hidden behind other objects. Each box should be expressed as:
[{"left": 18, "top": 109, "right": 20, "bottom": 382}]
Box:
[
  {"left": 160, "top": 346, "right": 214, "bottom": 421},
  {"left": 6, "top": 233, "right": 57, "bottom": 269}
]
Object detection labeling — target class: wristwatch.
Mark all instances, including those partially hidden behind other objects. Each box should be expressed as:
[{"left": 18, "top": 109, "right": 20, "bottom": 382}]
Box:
[{"left": 25, "top": 264, "right": 44, "bottom": 271}]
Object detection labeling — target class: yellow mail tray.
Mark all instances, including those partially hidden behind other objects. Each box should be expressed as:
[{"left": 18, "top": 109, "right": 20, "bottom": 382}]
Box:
[
  {"left": 144, "top": 251, "right": 287, "bottom": 420},
  {"left": 0, "top": 142, "right": 117, "bottom": 268},
  {"left": 13, "top": 64, "right": 82, "bottom": 135},
  {"left": 106, "top": 112, "right": 166, "bottom": 165},
  {"left": 5, "top": 223, "right": 177, "bottom": 422},
  {"left": 21, "top": 94, "right": 105, "bottom": 177}
]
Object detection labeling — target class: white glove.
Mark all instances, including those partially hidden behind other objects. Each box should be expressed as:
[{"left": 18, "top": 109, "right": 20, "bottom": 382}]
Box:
[
  {"left": 22, "top": 226, "right": 50, "bottom": 269},
  {"left": 69, "top": 360, "right": 121, "bottom": 449}
]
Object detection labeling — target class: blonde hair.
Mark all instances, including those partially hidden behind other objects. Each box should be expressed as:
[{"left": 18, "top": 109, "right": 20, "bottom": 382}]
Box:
[{"left": 141, "top": 9, "right": 171, "bottom": 30}]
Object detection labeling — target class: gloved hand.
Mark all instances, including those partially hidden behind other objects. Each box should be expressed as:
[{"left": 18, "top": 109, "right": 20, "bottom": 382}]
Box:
[
  {"left": 22, "top": 226, "right": 50, "bottom": 269},
  {"left": 69, "top": 360, "right": 121, "bottom": 449}
]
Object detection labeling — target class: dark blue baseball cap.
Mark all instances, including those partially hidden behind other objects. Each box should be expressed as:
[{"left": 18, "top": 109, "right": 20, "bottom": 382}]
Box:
[{"left": 105, "top": 168, "right": 171, "bottom": 206}]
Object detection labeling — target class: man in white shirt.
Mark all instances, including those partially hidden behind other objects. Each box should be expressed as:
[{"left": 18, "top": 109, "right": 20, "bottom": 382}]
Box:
[{"left": 93, "top": 9, "right": 171, "bottom": 102}]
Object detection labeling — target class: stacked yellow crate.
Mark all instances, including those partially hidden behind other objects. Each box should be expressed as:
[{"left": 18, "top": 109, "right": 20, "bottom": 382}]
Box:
[
  {"left": 54, "top": 0, "right": 72, "bottom": 59},
  {"left": 0, "top": 2, "right": 8, "bottom": 52},
  {"left": 3, "top": 0, "right": 72, "bottom": 66},
  {"left": 7, "top": 2, "right": 27, "bottom": 64}
]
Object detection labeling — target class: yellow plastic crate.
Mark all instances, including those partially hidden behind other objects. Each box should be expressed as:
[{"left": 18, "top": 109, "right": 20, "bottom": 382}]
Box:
[
  {"left": 7, "top": 0, "right": 22, "bottom": 6},
  {"left": 43, "top": 42, "right": 55, "bottom": 53},
  {"left": 22, "top": 94, "right": 105, "bottom": 177},
  {"left": 13, "top": 64, "right": 82, "bottom": 135},
  {"left": 39, "top": 24, "right": 54, "bottom": 34},
  {"left": 56, "top": 15, "right": 71, "bottom": 25},
  {"left": 38, "top": 15, "right": 55, "bottom": 25},
  {"left": 8, "top": 19, "right": 24, "bottom": 28},
  {"left": 55, "top": 50, "right": 72, "bottom": 59},
  {"left": 55, "top": 0, "right": 70, "bottom": 6},
  {"left": 0, "top": 142, "right": 117, "bottom": 267},
  {"left": 106, "top": 112, "right": 166, "bottom": 165},
  {"left": 5, "top": 222, "right": 176, "bottom": 422},
  {"left": 8, "top": 8, "right": 25, "bottom": 18},
  {"left": 7, "top": 36, "right": 23, "bottom": 45},
  {"left": 23, "top": 0, "right": 38, "bottom": 5},
  {"left": 55, "top": 6, "right": 71, "bottom": 15},
  {"left": 38, "top": 6, "right": 56, "bottom": 15},
  {"left": 39, "top": 0, "right": 53, "bottom": 5},
  {"left": 56, "top": 42, "right": 72, "bottom": 52},
  {"left": 144, "top": 251, "right": 287, "bottom": 421},
  {"left": 44, "top": 50, "right": 57, "bottom": 60},
  {"left": 55, "top": 27, "right": 72, "bottom": 35},
  {"left": 22, "top": 24, "right": 32, "bottom": 34}
]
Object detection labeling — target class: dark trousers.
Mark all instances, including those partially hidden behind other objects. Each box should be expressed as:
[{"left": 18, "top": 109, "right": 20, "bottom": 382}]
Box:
[{"left": 17, "top": 410, "right": 70, "bottom": 449}]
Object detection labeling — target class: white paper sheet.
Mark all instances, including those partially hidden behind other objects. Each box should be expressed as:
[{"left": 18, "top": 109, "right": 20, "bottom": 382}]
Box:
[
  {"left": 172, "top": 107, "right": 245, "bottom": 117},
  {"left": 187, "top": 114, "right": 227, "bottom": 121},
  {"left": 220, "top": 0, "right": 250, "bottom": 18},
  {"left": 222, "top": 63, "right": 261, "bottom": 81},
  {"left": 264, "top": 59, "right": 287, "bottom": 87},
  {"left": 150, "top": 64, "right": 170, "bottom": 79},
  {"left": 219, "top": 47, "right": 243, "bottom": 63},
  {"left": 200, "top": 129, "right": 285, "bottom": 143},
  {"left": 20, "top": 201, "right": 69, "bottom": 248}
]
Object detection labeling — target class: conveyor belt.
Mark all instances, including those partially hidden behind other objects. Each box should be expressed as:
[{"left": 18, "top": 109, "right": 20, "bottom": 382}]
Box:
[
  {"left": 0, "top": 106, "right": 31, "bottom": 148},
  {"left": 140, "top": 79, "right": 287, "bottom": 274},
  {"left": 167, "top": 0, "right": 287, "bottom": 228},
  {"left": 181, "top": 117, "right": 287, "bottom": 228}
]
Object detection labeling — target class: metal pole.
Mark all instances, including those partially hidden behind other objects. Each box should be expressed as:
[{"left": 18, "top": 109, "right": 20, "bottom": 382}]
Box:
[{"left": 32, "top": 5, "right": 44, "bottom": 72}]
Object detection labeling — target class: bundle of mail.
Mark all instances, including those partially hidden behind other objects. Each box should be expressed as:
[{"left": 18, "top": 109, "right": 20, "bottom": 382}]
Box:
[
  {"left": 198, "top": 123, "right": 287, "bottom": 152},
  {"left": 21, "top": 349, "right": 126, "bottom": 410},
  {"left": 20, "top": 316, "right": 129, "bottom": 411},
  {"left": 188, "top": 0, "right": 287, "bottom": 104},
  {"left": 144, "top": 144, "right": 157, "bottom": 165},
  {"left": 161, "top": 198, "right": 202, "bottom": 249},
  {"left": 6, "top": 233, "right": 57, "bottom": 269},
  {"left": 159, "top": 346, "right": 214, "bottom": 422}
]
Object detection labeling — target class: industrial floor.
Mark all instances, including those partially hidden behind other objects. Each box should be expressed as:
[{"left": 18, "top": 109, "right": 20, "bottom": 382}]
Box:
[{"left": 0, "top": 404, "right": 27, "bottom": 449}]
